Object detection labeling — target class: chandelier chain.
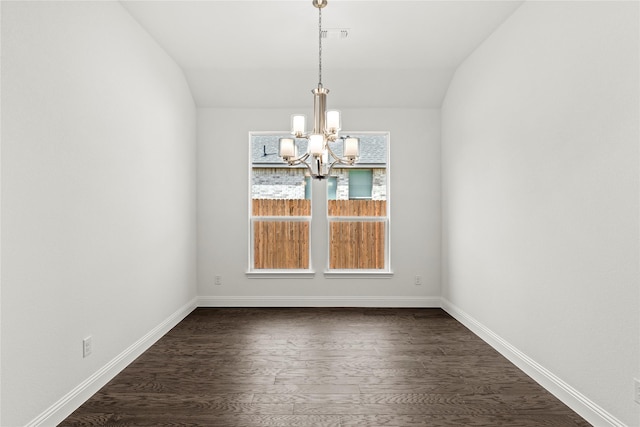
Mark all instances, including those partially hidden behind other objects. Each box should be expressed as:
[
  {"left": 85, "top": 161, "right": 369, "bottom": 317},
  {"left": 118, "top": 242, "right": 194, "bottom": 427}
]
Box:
[{"left": 318, "top": 6, "right": 322, "bottom": 87}]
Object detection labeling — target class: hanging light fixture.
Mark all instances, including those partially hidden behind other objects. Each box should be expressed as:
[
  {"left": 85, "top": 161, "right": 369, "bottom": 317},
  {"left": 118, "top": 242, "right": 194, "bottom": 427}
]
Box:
[{"left": 278, "top": 0, "right": 360, "bottom": 180}]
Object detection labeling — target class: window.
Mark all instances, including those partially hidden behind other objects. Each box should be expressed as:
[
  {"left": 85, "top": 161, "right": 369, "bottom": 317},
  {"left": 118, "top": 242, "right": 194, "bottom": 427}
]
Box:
[
  {"left": 348, "top": 169, "right": 373, "bottom": 200},
  {"left": 248, "top": 132, "right": 390, "bottom": 276},
  {"left": 249, "top": 134, "right": 311, "bottom": 272},
  {"left": 327, "top": 133, "right": 390, "bottom": 273}
]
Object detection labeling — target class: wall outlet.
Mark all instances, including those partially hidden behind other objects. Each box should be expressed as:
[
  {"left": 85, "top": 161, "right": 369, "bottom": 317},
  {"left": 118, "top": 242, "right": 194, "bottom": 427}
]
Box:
[
  {"left": 214, "top": 275, "right": 222, "bottom": 286},
  {"left": 83, "top": 336, "right": 92, "bottom": 358},
  {"left": 414, "top": 275, "right": 422, "bottom": 285},
  {"left": 634, "top": 378, "right": 640, "bottom": 404}
]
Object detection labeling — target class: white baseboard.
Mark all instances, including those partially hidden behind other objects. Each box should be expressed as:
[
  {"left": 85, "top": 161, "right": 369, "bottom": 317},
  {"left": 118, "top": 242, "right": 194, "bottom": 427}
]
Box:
[
  {"left": 440, "top": 298, "right": 627, "bottom": 427},
  {"left": 26, "top": 296, "right": 625, "bottom": 427},
  {"left": 197, "top": 295, "right": 442, "bottom": 308},
  {"left": 26, "top": 297, "right": 198, "bottom": 427}
]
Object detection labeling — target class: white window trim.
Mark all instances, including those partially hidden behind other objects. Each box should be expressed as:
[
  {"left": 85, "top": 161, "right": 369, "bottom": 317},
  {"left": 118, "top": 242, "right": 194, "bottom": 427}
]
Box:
[
  {"left": 247, "top": 216, "right": 315, "bottom": 276},
  {"left": 248, "top": 131, "right": 392, "bottom": 277},
  {"left": 324, "top": 217, "right": 392, "bottom": 276},
  {"left": 323, "top": 270, "right": 394, "bottom": 279},
  {"left": 325, "top": 131, "right": 392, "bottom": 276},
  {"left": 248, "top": 132, "right": 315, "bottom": 275},
  {"left": 246, "top": 270, "right": 316, "bottom": 279}
]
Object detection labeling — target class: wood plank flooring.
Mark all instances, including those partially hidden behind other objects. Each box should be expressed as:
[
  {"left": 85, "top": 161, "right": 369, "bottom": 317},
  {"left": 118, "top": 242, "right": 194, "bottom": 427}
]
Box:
[{"left": 60, "top": 308, "right": 591, "bottom": 426}]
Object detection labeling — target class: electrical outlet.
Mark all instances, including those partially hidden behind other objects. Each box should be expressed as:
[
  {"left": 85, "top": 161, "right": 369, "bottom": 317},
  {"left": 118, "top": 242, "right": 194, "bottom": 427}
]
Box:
[
  {"left": 634, "top": 378, "right": 640, "bottom": 404},
  {"left": 215, "top": 275, "right": 222, "bottom": 286},
  {"left": 414, "top": 275, "right": 422, "bottom": 285},
  {"left": 83, "top": 336, "right": 92, "bottom": 358}
]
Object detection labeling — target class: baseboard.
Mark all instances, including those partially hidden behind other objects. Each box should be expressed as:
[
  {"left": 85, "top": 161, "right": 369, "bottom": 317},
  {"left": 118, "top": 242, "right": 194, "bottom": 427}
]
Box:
[
  {"left": 26, "top": 296, "right": 623, "bottom": 427},
  {"left": 440, "top": 298, "right": 627, "bottom": 427},
  {"left": 26, "top": 297, "right": 198, "bottom": 427},
  {"left": 198, "top": 295, "right": 442, "bottom": 308}
]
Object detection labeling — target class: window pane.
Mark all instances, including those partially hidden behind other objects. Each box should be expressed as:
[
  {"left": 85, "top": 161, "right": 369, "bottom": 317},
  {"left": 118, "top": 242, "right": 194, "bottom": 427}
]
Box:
[
  {"left": 250, "top": 134, "right": 311, "bottom": 271},
  {"left": 327, "top": 133, "right": 389, "bottom": 271},
  {"left": 329, "top": 220, "right": 385, "bottom": 269},
  {"left": 254, "top": 220, "right": 309, "bottom": 269}
]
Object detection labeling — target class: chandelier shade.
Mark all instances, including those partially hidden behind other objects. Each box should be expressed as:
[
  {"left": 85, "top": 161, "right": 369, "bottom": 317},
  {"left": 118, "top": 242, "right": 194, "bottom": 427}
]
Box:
[
  {"left": 343, "top": 137, "right": 360, "bottom": 160},
  {"left": 278, "top": 138, "right": 296, "bottom": 160},
  {"left": 278, "top": 0, "right": 359, "bottom": 180},
  {"left": 292, "top": 115, "right": 306, "bottom": 137}
]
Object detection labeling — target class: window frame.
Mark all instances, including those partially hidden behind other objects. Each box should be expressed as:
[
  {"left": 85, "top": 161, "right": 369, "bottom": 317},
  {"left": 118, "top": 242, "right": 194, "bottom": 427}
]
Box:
[
  {"left": 246, "top": 132, "right": 315, "bottom": 278},
  {"left": 246, "top": 131, "right": 392, "bottom": 279},
  {"left": 324, "top": 131, "right": 392, "bottom": 278}
]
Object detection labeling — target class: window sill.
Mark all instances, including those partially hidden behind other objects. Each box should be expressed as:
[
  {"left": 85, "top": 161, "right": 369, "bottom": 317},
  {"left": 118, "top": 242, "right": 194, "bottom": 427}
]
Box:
[
  {"left": 323, "top": 270, "right": 394, "bottom": 279},
  {"left": 246, "top": 270, "right": 316, "bottom": 279}
]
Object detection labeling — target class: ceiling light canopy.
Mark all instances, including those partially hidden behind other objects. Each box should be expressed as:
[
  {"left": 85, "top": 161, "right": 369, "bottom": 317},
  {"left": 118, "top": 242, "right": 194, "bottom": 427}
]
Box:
[{"left": 278, "top": 0, "right": 359, "bottom": 180}]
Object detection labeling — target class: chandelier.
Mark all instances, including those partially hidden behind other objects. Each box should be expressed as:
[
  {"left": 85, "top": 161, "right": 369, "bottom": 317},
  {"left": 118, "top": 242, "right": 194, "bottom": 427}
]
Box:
[{"left": 278, "top": 0, "right": 360, "bottom": 180}]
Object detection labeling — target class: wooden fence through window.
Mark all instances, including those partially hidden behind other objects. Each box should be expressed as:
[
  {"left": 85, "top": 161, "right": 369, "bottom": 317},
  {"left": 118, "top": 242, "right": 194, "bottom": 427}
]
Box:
[
  {"left": 328, "top": 200, "right": 386, "bottom": 217},
  {"left": 252, "top": 199, "right": 310, "bottom": 269},
  {"left": 253, "top": 220, "right": 309, "bottom": 269},
  {"left": 252, "top": 199, "right": 311, "bottom": 216},
  {"left": 329, "top": 220, "right": 385, "bottom": 269},
  {"left": 328, "top": 200, "right": 386, "bottom": 269},
  {"left": 252, "top": 198, "right": 386, "bottom": 270}
]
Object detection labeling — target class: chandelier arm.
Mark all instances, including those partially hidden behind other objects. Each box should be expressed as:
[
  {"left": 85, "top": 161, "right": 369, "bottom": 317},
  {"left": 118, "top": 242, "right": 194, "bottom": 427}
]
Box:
[
  {"left": 327, "top": 159, "right": 339, "bottom": 177},
  {"left": 283, "top": 148, "right": 321, "bottom": 177},
  {"left": 326, "top": 158, "right": 354, "bottom": 177},
  {"left": 284, "top": 155, "right": 315, "bottom": 178},
  {"left": 324, "top": 138, "right": 339, "bottom": 160},
  {"left": 286, "top": 151, "right": 311, "bottom": 166},
  {"left": 324, "top": 137, "right": 354, "bottom": 165},
  {"left": 302, "top": 159, "right": 315, "bottom": 177}
]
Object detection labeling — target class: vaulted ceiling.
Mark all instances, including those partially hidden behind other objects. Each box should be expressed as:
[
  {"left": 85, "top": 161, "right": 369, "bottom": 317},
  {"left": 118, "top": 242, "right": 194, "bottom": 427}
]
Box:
[{"left": 121, "top": 0, "right": 523, "bottom": 108}]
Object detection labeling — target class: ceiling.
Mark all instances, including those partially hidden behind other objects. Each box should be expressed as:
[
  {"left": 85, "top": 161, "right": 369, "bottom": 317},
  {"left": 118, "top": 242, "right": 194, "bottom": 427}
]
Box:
[{"left": 121, "top": 0, "right": 523, "bottom": 108}]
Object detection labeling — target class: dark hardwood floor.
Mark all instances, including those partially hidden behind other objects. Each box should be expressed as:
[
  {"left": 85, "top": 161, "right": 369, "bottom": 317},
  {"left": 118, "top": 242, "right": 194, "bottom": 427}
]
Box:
[{"left": 60, "top": 308, "right": 591, "bottom": 426}]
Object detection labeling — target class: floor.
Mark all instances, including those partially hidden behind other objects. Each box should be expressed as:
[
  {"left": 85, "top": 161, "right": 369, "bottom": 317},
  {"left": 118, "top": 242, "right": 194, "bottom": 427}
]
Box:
[{"left": 61, "top": 308, "right": 591, "bottom": 426}]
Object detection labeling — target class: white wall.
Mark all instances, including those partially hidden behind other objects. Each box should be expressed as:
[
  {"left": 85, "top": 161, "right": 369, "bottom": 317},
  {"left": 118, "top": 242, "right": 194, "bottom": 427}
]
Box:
[
  {"left": 1, "top": 2, "right": 197, "bottom": 425},
  {"left": 198, "top": 108, "right": 440, "bottom": 305},
  {"left": 441, "top": 1, "right": 639, "bottom": 425}
]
